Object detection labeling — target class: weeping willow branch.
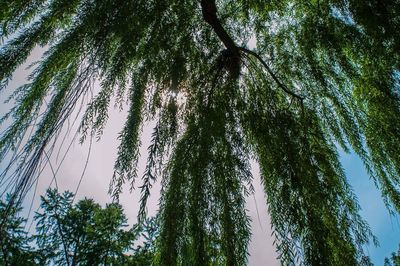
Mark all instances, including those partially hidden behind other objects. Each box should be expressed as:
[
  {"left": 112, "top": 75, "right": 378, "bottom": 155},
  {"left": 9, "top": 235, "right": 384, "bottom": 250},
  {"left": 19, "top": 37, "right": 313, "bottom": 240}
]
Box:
[
  {"left": 239, "top": 47, "right": 304, "bottom": 101},
  {"left": 199, "top": 0, "right": 302, "bottom": 101},
  {"left": 1, "top": 1, "right": 400, "bottom": 265}
]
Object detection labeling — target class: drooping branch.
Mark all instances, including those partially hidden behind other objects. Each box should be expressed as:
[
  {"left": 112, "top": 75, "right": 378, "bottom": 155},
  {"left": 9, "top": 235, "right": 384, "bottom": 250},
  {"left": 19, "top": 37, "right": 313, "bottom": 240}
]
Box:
[{"left": 239, "top": 47, "right": 304, "bottom": 101}]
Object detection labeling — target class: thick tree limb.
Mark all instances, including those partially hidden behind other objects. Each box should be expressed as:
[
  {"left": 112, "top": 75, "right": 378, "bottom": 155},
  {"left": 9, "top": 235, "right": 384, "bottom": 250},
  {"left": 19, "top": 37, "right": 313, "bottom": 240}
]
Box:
[
  {"left": 200, "top": 0, "right": 303, "bottom": 101},
  {"left": 200, "top": 0, "right": 237, "bottom": 52}
]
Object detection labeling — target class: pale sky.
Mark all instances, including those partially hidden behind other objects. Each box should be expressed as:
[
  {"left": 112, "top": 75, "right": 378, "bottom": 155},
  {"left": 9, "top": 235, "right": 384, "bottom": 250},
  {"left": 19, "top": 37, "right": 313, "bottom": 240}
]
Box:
[{"left": 1, "top": 46, "right": 399, "bottom": 265}]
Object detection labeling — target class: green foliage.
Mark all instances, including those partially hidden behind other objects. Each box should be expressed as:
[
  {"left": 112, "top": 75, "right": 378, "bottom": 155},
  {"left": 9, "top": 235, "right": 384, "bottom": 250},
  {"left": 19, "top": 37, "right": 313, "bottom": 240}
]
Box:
[
  {"left": 0, "top": 196, "right": 37, "bottom": 265},
  {"left": 130, "top": 216, "right": 159, "bottom": 265},
  {"left": 385, "top": 245, "right": 400, "bottom": 266},
  {"left": 1, "top": 0, "right": 400, "bottom": 265},
  {"left": 34, "top": 188, "right": 136, "bottom": 265},
  {"left": 0, "top": 189, "right": 159, "bottom": 265}
]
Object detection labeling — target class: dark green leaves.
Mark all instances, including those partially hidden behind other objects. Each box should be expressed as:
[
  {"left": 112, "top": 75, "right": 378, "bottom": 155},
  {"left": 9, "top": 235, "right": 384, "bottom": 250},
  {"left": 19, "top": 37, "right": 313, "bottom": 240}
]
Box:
[
  {"left": 1, "top": 0, "right": 400, "bottom": 264},
  {"left": 0, "top": 196, "right": 37, "bottom": 265},
  {"left": 0, "top": 189, "right": 159, "bottom": 265}
]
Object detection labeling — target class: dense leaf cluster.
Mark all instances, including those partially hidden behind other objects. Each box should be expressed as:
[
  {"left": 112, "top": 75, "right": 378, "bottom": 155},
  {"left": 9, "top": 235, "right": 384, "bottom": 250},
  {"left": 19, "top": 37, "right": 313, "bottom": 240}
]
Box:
[
  {"left": 0, "top": 196, "right": 37, "bottom": 265},
  {"left": 0, "top": 189, "right": 158, "bottom": 265},
  {"left": 1, "top": 0, "right": 400, "bottom": 265}
]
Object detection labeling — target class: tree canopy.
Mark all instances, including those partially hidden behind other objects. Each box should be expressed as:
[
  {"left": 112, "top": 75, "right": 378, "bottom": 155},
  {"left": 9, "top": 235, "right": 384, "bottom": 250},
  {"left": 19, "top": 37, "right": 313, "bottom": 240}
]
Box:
[
  {"left": 0, "top": 189, "right": 158, "bottom": 265},
  {"left": 0, "top": 0, "right": 400, "bottom": 265}
]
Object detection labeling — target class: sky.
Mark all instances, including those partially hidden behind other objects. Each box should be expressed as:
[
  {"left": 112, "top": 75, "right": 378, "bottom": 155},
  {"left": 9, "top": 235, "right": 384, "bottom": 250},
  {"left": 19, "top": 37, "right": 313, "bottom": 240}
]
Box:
[
  {"left": 1, "top": 48, "right": 399, "bottom": 265},
  {"left": 340, "top": 151, "right": 400, "bottom": 264}
]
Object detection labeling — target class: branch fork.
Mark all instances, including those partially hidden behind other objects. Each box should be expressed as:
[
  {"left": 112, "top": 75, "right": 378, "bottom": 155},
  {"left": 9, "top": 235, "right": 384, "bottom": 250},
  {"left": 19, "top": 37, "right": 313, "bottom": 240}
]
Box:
[{"left": 200, "top": 0, "right": 304, "bottom": 101}]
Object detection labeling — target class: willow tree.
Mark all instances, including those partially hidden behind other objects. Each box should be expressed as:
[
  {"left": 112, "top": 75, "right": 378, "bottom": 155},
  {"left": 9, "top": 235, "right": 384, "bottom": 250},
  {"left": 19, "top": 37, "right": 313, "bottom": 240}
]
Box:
[{"left": 0, "top": 0, "right": 399, "bottom": 265}]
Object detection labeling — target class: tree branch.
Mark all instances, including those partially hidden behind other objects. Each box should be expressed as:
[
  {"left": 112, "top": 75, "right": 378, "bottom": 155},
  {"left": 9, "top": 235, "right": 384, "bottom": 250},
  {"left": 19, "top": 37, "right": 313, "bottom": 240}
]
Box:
[
  {"left": 199, "top": 0, "right": 303, "bottom": 101},
  {"left": 239, "top": 47, "right": 304, "bottom": 101},
  {"left": 200, "top": 0, "right": 237, "bottom": 52}
]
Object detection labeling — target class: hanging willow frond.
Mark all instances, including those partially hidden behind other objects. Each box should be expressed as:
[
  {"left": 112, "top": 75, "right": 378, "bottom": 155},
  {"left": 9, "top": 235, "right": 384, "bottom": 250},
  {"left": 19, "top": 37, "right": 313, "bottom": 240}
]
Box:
[
  {"left": 159, "top": 75, "right": 252, "bottom": 265},
  {"left": 1, "top": 0, "right": 400, "bottom": 264}
]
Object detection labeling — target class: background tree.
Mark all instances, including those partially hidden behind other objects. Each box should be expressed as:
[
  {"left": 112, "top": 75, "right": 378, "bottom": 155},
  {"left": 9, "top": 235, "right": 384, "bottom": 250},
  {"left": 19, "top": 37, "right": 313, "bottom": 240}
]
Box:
[
  {"left": 34, "top": 188, "right": 135, "bottom": 265},
  {"left": 1, "top": 189, "right": 159, "bottom": 265},
  {"left": 2, "top": 178, "right": 203, "bottom": 266},
  {"left": 130, "top": 216, "right": 159, "bottom": 265},
  {"left": 0, "top": 0, "right": 399, "bottom": 265},
  {"left": 34, "top": 189, "right": 75, "bottom": 265},
  {"left": 0, "top": 196, "right": 37, "bottom": 266}
]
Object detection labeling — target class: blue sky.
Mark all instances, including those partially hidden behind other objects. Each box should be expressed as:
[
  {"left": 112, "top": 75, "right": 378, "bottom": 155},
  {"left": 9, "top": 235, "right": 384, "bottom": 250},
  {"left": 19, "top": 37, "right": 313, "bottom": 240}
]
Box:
[{"left": 340, "top": 151, "right": 400, "bottom": 264}]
